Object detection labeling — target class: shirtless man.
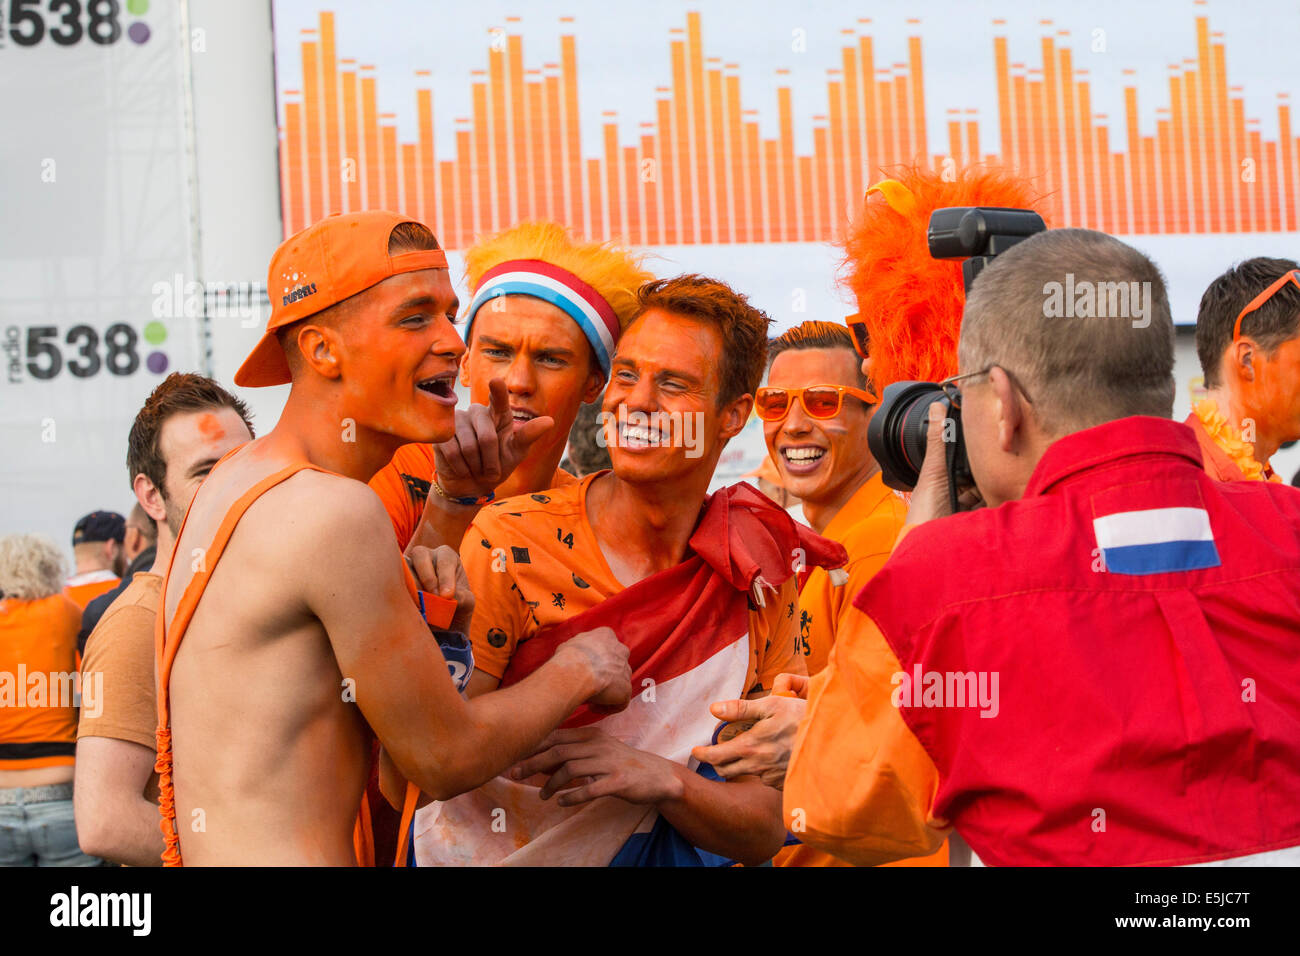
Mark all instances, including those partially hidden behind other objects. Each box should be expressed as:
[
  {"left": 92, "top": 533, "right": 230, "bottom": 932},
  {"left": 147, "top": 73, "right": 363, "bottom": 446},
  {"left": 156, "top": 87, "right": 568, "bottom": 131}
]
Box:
[{"left": 157, "top": 211, "right": 629, "bottom": 865}]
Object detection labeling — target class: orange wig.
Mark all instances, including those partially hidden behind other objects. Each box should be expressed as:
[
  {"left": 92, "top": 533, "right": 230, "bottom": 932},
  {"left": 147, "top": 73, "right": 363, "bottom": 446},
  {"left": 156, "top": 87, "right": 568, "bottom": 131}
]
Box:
[{"left": 840, "top": 166, "right": 1046, "bottom": 391}]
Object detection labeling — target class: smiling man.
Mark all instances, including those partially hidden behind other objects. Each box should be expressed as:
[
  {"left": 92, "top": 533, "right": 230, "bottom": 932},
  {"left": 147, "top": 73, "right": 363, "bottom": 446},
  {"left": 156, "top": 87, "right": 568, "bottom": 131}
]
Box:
[
  {"left": 722, "top": 321, "right": 948, "bottom": 867},
  {"left": 369, "top": 221, "right": 652, "bottom": 554},
  {"left": 415, "top": 275, "right": 846, "bottom": 867},
  {"left": 154, "top": 211, "right": 630, "bottom": 865}
]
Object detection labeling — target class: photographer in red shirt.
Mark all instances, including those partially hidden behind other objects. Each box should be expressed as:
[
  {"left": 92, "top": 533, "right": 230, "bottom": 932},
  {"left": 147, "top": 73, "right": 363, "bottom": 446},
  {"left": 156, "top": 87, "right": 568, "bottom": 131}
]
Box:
[{"left": 785, "top": 228, "right": 1300, "bottom": 866}]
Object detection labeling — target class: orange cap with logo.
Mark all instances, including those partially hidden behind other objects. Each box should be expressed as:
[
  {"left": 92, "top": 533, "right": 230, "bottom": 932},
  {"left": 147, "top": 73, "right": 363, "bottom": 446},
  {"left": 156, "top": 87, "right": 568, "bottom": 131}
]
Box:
[{"left": 235, "top": 210, "right": 449, "bottom": 387}]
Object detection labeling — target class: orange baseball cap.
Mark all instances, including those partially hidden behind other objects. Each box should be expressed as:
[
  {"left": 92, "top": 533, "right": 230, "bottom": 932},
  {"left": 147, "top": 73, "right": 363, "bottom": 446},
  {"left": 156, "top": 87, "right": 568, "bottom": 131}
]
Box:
[{"left": 235, "top": 210, "right": 449, "bottom": 387}]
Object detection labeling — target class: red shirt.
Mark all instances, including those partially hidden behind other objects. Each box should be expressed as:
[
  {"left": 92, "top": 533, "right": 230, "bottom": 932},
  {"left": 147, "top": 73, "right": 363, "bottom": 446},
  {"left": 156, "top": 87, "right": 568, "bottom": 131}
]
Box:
[{"left": 855, "top": 416, "right": 1300, "bottom": 866}]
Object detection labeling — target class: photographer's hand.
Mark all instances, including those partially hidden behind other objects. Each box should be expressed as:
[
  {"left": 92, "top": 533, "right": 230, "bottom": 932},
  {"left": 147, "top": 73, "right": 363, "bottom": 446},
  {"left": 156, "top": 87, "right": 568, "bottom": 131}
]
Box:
[{"left": 903, "top": 402, "right": 962, "bottom": 528}]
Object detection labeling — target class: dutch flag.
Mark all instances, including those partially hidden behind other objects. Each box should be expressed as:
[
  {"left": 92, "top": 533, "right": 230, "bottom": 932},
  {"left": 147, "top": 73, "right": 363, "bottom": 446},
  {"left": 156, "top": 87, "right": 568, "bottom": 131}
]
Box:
[{"left": 1093, "top": 506, "right": 1222, "bottom": 575}]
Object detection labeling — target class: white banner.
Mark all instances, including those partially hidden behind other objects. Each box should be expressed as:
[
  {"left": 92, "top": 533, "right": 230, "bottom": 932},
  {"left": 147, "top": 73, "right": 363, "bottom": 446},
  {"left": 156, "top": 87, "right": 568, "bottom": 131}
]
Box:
[{"left": 0, "top": 0, "right": 201, "bottom": 552}]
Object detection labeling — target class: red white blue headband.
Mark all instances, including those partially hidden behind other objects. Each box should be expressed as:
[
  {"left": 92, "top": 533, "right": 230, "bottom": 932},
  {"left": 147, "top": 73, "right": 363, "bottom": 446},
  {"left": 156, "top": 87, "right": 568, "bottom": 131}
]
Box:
[{"left": 463, "top": 259, "right": 621, "bottom": 375}]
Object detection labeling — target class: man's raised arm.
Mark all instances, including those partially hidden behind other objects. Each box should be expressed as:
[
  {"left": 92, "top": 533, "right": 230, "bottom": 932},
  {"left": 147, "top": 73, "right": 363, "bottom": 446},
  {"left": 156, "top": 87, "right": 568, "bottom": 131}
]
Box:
[{"left": 293, "top": 481, "right": 629, "bottom": 801}]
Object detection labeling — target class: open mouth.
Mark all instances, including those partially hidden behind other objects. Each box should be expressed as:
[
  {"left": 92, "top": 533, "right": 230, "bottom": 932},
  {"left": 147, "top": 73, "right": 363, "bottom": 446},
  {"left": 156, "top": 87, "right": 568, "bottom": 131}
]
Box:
[
  {"left": 416, "top": 372, "right": 458, "bottom": 404},
  {"left": 619, "top": 422, "right": 670, "bottom": 449},
  {"left": 510, "top": 407, "right": 538, "bottom": 426},
  {"left": 780, "top": 445, "right": 827, "bottom": 473}
]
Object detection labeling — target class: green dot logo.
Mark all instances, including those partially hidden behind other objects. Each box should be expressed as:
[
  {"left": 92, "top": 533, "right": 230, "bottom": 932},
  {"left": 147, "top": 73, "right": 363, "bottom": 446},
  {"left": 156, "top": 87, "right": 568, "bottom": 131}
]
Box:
[
  {"left": 127, "top": 0, "right": 149, "bottom": 15},
  {"left": 142, "top": 320, "right": 168, "bottom": 373}
]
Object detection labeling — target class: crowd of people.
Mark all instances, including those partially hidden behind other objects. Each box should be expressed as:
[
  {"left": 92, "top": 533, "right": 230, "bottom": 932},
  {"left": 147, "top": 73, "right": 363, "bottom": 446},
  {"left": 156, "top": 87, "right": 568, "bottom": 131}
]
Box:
[{"left": 2, "top": 165, "right": 1299, "bottom": 867}]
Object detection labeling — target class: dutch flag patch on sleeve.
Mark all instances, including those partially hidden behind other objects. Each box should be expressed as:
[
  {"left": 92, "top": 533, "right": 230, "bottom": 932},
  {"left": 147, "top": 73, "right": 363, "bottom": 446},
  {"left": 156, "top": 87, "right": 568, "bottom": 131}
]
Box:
[{"left": 1092, "top": 505, "right": 1222, "bottom": 575}]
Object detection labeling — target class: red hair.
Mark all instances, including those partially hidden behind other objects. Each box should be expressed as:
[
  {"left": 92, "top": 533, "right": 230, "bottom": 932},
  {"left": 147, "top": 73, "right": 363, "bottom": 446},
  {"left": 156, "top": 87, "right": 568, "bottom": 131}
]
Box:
[{"left": 840, "top": 165, "right": 1047, "bottom": 390}]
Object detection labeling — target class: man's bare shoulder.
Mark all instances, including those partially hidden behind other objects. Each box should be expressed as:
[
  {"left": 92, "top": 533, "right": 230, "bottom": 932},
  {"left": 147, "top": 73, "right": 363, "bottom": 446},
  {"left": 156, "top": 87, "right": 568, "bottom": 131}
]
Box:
[{"left": 248, "top": 469, "right": 396, "bottom": 554}]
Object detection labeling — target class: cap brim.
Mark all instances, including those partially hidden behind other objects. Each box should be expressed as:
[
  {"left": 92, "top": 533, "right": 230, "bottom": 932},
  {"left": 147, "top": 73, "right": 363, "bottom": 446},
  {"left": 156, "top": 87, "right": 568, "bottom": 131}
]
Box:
[{"left": 234, "top": 330, "right": 292, "bottom": 387}]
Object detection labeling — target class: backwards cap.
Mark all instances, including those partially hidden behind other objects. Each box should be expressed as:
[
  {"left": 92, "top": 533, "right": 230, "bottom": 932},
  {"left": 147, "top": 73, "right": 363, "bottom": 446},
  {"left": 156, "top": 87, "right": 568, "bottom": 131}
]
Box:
[{"left": 235, "top": 210, "right": 448, "bottom": 387}]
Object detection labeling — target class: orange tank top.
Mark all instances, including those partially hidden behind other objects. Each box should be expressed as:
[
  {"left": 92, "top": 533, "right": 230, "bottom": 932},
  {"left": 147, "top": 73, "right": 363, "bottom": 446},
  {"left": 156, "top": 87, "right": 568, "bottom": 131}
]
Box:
[{"left": 153, "top": 460, "right": 423, "bottom": 866}]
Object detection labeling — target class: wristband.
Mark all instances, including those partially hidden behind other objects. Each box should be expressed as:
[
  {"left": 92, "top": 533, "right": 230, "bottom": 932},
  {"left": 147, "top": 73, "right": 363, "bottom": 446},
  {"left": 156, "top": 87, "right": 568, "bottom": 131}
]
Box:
[{"left": 431, "top": 476, "right": 495, "bottom": 507}]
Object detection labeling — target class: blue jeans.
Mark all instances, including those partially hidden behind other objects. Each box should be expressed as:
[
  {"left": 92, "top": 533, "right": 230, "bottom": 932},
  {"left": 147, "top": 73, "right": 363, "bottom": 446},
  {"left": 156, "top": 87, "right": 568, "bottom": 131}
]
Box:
[{"left": 0, "top": 789, "right": 105, "bottom": 867}]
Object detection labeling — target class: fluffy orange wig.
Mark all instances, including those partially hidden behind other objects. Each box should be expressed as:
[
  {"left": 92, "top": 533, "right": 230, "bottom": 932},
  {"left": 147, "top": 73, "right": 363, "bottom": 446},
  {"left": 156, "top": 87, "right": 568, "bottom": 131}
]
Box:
[{"left": 840, "top": 165, "right": 1047, "bottom": 390}]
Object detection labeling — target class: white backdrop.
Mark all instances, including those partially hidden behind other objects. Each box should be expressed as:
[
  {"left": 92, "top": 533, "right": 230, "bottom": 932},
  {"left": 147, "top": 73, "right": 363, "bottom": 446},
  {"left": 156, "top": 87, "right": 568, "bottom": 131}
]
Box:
[{"left": 0, "top": 2, "right": 1296, "bottom": 559}]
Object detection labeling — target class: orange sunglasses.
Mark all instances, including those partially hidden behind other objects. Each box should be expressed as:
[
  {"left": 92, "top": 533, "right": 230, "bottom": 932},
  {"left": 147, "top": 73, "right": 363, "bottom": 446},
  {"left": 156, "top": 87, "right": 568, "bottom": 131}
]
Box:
[
  {"left": 755, "top": 384, "right": 877, "bottom": 421},
  {"left": 1233, "top": 269, "right": 1300, "bottom": 343},
  {"left": 845, "top": 313, "right": 870, "bottom": 359}
]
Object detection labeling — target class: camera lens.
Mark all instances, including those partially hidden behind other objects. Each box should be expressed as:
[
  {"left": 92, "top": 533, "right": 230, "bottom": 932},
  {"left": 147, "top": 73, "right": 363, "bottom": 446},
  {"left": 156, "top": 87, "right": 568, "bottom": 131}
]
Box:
[{"left": 868, "top": 380, "right": 957, "bottom": 491}]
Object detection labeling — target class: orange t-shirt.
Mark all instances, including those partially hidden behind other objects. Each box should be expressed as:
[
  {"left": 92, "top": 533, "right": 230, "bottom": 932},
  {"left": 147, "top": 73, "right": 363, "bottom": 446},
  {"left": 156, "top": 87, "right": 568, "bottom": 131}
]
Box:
[
  {"left": 783, "top": 606, "right": 950, "bottom": 867},
  {"left": 462, "top": 473, "right": 803, "bottom": 698},
  {"left": 78, "top": 572, "right": 162, "bottom": 750},
  {"left": 0, "top": 594, "right": 83, "bottom": 769},
  {"left": 369, "top": 442, "right": 577, "bottom": 550},
  {"left": 64, "top": 571, "right": 120, "bottom": 611},
  {"left": 777, "top": 472, "right": 948, "bottom": 867}
]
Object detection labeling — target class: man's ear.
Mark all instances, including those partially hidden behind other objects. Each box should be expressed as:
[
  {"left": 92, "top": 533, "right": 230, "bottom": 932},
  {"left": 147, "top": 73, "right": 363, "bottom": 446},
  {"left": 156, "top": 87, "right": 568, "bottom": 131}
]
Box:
[
  {"left": 580, "top": 367, "right": 606, "bottom": 405},
  {"left": 297, "top": 324, "right": 342, "bottom": 379},
  {"left": 1230, "top": 337, "right": 1258, "bottom": 382},
  {"left": 989, "top": 367, "right": 1024, "bottom": 453},
  {"left": 133, "top": 473, "right": 168, "bottom": 525},
  {"left": 720, "top": 393, "right": 754, "bottom": 441},
  {"left": 458, "top": 347, "right": 472, "bottom": 387}
]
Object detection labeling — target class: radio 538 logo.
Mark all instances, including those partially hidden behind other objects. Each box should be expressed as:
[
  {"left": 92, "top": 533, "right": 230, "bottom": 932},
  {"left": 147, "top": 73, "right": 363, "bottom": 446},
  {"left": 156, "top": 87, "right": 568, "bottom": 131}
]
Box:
[{"left": 0, "top": 0, "right": 152, "bottom": 49}]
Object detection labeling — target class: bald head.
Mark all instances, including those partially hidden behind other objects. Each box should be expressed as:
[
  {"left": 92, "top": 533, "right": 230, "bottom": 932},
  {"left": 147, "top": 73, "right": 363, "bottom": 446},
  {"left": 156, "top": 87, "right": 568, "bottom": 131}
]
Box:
[{"left": 958, "top": 228, "right": 1175, "bottom": 436}]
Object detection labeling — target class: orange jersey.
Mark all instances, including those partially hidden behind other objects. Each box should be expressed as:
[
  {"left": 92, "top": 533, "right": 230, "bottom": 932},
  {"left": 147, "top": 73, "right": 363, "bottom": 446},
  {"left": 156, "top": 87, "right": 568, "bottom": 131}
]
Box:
[
  {"left": 783, "top": 571, "right": 950, "bottom": 866},
  {"left": 795, "top": 472, "right": 907, "bottom": 675},
  {"left": 463, "top": 473, "right": 803, "bottom": 696},
  {"left": 0, "top": 594, "right": 83, "bottom": 769},
  {"left": 369, "top": 441, "right": 577, "bottom": 550},
  {"left": 64, "top": 571, "right": 120, "bottom": 611},
  {"left": 777, "top": 473, "right": 947, "bottom": 867}
]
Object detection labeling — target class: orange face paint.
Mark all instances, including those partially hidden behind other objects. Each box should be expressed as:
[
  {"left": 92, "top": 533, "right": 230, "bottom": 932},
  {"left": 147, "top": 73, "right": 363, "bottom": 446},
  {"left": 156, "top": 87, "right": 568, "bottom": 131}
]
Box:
[
  {"left": 603, "top": 310, "right": 727, "bottom": 484},
  {"left": 466, "top": 296, "right": 599, "bottom": 446},
  {"left": 196, "top": 412, "right": 226, "bottom": 442},
  {"left": 763, "top": 348, "right": 876, "bottom": 510},
  {"left": 334, "top": 270, "right": 464, "bottom": 445},
  {"left": 1242, "top": 336, "right": 1300, "bottom": 460}
]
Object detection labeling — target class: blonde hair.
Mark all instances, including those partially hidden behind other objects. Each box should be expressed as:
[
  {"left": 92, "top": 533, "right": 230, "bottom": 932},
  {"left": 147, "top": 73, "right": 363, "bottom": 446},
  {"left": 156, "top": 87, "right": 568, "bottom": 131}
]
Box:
[
  {"left": 0, "top": 534, "right": 67, "bottom": 602},
  {"left": 464, "top": 221, "right": 653, "bottom": 331}
]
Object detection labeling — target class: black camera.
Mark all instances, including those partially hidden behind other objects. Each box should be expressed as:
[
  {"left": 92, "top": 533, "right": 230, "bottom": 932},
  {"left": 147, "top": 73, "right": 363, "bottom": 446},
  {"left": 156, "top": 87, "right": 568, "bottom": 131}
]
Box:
[{"left": 867, "top": 207, "right": 1046, "bottom": 508}]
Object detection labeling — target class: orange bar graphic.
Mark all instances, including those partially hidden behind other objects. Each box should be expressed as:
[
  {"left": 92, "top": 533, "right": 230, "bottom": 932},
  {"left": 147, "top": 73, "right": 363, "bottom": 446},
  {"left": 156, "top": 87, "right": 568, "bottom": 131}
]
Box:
[
  {"left": 909, "top": 36, "right": 928, "bottom": 161},
  {"left": 707, "top": 67, "right": 727, "bottom": 243},
  {"left": 417, "top": 88, "right": 435, "bottom": 233},
  {"left": 302, "top": 40, "right": 322, "bottom": 224},
  {"left": 401, "top": 142, "right": 418, "bottom": 218},
  {"left": 842, "top": 46, "right": 863, "bottom": 214},
  {"left": 527, "top": 77, "right": 544, "bottom": 222},
  {"left": 508, "top": 35, "right": 527, "bottom": 224},
  {"left": 472, "top": 81, "right": 490, "bottom": 237},
  {"left": 284, "top": 100, "right": 304, "bottom": 235},
  {"left": 320, "top": 15, "right": 340, "bottom": 216},
  {"left": 340, "top": 70, "right": 360, "bottom": 214},
  {"left": 561, "top": 35, "right": 583, "bottom": 238},
  {"left": 546, "top": 73, "right": 564, "bottom": 225},
  {"left": 489, "top": 49, "right": 507, "bottom": 231},
  {"left": 994, "top": 36, "right": 1015, "bottom": 170},
  {"left": 278, "top": 9, "right": 1299, "bottom": 245},
  {"left": 603, "top": 119, "right": 622, "bottom": 240},
  {"left": 778, "top": 85, "right": 795, "bottom": 242},
  {"left": 587, "top": 157, "right": 604, "bottom": 240},
  {"left": 383, "top": 123, "right": 400, "bottom": 215}
]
